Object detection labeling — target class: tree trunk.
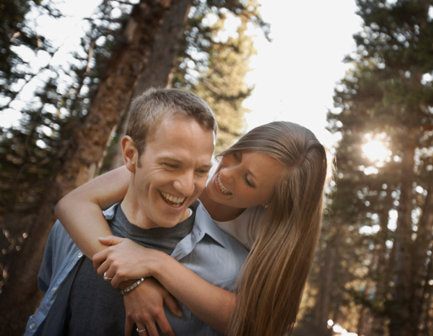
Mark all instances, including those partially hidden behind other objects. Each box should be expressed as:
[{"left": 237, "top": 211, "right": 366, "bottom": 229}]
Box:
[
  {"left": 388, "top": 142, "right": 415, "bottom": 336},
  {"left": 410, "top": 180, "right": 433, "bottom": 335},
  {"left": 370, "top": 192, "right": 392, "bottom": 336},
  {"left": 418, "top": 249, "right": 433, "bottom": 336},
  {"left": 311, "top": 243, "right": 337, "bottom": 335},
  {"left": 0, "top": 1, "right": 191, "bottom": 334},
  {"left": 357, "top": 305, "right": 372, "bottom": 336},
  {"left": 107, "top": 0, "right": 190, "bottom": 170}
]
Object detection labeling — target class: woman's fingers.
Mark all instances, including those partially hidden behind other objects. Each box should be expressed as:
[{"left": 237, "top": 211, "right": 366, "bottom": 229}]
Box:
[
  {"left": 94, "top": 235, "right": 123, "bottom": 269},
  {"left": 93, "top": 248, "right": 109, "bottom": 269},
  {"left": 111, "top": 271, "right": 125, "bottom": 288},
  {"left": 98, "top": 235, "right": 123, "bottom": 246}
]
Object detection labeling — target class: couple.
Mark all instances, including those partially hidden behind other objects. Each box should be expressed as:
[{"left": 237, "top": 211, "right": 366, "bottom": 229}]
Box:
[{"left": 26, "top": 88, "right": 327, "bottom": 336}]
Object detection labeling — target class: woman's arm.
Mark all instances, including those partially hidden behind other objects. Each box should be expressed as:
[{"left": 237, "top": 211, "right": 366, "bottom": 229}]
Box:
[
  {"left": 95, "top": 237, "right": 236, "bottom": 333},
  {"left": 54, "top": 166, "right": 130, "bottom": 258},
  {"left": 153, "top": 251, "right": 236, "bottom": 333}
]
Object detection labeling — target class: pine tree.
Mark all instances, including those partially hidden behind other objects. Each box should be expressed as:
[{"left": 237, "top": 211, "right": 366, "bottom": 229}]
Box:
[
  {"left": 189, "top": 13, "right": 255, "bottom": 152},
  {"left": 308, "top": 1, "right": 433, "bottom": 335},
  {"left": 0, "top": 0, "right": 191, "bottom": 333},
  {"left": 0, "top": 0, "right": 266, "bottom": 333},
  {"left": 165, "top": 0, "right": 263, "bottom": 152}
]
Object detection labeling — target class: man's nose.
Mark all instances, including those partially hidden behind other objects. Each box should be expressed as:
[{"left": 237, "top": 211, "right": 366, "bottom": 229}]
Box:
[{"left": 173, "top": 171, "right": 195, "bottom": 196}]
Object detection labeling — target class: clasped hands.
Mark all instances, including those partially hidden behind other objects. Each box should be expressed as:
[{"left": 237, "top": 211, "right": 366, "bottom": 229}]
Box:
[{"left": 93, "top": 236, "right": 181, "bottom": 336}]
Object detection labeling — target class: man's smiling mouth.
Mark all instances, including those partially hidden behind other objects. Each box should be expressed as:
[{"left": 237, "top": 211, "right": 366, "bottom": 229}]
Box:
[{"left": 160, "top": 191, "right": 186, "bottom": 207}]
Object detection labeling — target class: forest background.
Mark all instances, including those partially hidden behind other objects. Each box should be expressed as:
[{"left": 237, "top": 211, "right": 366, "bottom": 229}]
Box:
[{"left": 1, "top": 1, "right": 433, "bottom": 336}]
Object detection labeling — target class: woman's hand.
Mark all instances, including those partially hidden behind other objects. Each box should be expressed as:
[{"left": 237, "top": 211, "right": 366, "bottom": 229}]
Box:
[
  {"left": 123, "top": 278, "right": 183, "bottom": 336},
  {"left": 93, "top": 236, "right": 161, "bottom": 287}
]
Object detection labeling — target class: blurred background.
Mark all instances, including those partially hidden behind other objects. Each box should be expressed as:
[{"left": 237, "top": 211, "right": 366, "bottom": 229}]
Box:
[{"left": 1, "top": 0, "right": 432, "bottom": 335}]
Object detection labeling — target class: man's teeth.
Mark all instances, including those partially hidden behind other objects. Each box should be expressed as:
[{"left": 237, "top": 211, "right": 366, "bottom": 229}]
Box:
[
  {"left": 161, "top": 192, "right": 185, "bottom": 206},
  {"left": 217, "top": 175, "right": 231, "bottom": 195}
]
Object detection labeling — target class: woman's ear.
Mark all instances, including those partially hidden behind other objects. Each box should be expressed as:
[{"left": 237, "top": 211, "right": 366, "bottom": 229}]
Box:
[{"left": 121, "top": 136, "right": 138, "bottom": 173}]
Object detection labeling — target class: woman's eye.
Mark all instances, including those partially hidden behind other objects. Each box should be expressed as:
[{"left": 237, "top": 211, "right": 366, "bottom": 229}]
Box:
[
  {"left": 233, "top": 152, "right": 242, "bottom": 161},
  {"left": 245, "top": 176, "right": 255, "bottom": 188}
]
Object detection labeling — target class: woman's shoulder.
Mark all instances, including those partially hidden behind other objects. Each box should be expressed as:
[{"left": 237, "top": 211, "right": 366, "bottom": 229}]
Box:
[{"left": 213, "top": 206, "right": 267, "bottom": 250}]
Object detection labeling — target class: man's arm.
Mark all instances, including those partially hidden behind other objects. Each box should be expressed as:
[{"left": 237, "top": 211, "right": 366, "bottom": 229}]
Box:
[{"left": 94, "top": 238, "right": 237, "bottom": 334}]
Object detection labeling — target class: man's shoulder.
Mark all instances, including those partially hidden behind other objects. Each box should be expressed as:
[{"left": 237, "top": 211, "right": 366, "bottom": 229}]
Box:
[
  {"left": 45, "top": 220, "right": 83, "bottom": 269},
  {"left": 177, "top": 203, "right": 248, "bottom": 290},
  {"left": 49, "top": 220, "right": 73, "bottom": 247}
]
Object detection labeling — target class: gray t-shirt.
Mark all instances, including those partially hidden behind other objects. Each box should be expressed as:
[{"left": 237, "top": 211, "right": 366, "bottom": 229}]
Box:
[{"left": 65, "top": 203, "right": 194, "bottom": 336}]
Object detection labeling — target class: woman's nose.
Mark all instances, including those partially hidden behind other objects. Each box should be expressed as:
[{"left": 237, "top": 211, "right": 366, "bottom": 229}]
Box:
[{"left": 220, "top": 166, "right": 236, "bottom": 184}]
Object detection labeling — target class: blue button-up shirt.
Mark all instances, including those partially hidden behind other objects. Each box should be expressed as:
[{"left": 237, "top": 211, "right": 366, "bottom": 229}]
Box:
[{"left": 25, "top": 202, "right": 248, "bottom": 335}]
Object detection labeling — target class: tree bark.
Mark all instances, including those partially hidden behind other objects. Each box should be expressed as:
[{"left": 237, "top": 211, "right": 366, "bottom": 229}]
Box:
[
  {"left": 311, "top": 242, "right": 337, "bottom": 335},
  {"left": 0, "top": 1, "right": 191, "bottom": 334},
  {"left": 410, "top": 180, "right": 433, "bottom": 335},
  {"left": 370, "top": 192, "right": 392, "bottom": 336},
  {"left": 388, "top": 142, "right": 415, "bottom": 336},
  {"left": 107, "top": 0, "right": 190, "bottom": 170},
  {"left": 419, "top": 249, "right": 433, "bottom": 335}
]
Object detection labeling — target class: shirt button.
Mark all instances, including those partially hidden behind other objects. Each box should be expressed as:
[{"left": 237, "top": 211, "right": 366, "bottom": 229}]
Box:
[
  {"left": 51, "top": 286, "right": 58, "bottom": 293},
  {"left": 78, "top": 252, "right": 83, "bottom": 258},
  {"left": 29, "top": 323, "right": 36, "bottom": 329}
]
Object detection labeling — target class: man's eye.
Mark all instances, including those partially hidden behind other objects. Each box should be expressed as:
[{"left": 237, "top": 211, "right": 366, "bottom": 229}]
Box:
[
  {"left": 163, "top": 163, "right": 178, "bottom": 169},
  {"left": 196, "top": 169, "right": 210, "bottom": 175}
]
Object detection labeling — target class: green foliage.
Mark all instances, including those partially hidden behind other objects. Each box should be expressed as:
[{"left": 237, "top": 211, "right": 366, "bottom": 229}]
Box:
[
  {"left": 0, "top": 0, "right": 133, "bottom": 294},
  {"left": 306, "top": 0, "right": 433, "bottom": 333},
  {"left": 0, "top": 0, "right": 264, "bottom": 293},
  {"left": 172, "top": 0, "right": 263, "bottom": 152},
  {"left": 0, "top": 0, "right": 59, "bottom": 104}
]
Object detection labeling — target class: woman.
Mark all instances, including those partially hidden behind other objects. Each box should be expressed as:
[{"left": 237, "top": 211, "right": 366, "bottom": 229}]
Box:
[{"left": 56, "top": 121, "right": 328, "bottom": 336}]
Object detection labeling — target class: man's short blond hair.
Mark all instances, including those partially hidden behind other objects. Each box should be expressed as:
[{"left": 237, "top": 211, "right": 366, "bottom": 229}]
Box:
[{"left": 126, "top": 88, "right": 217, "bottom": 156}]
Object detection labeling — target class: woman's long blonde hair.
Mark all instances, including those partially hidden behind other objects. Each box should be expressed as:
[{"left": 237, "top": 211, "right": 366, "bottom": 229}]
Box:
[{"left": 224, "top": 121, "right": 327, "bottom": 336}]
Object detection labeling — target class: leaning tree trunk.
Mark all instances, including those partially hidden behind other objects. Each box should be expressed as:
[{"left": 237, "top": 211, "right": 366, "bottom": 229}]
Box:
[
  {"left": 0, "top": 0, "right": 191, "bottom": 334},
  {"left": 388, "top": 141, "right": 415, "bottom": 336},
  {"left": 106, "top": 0, "right": 191, "bottom": 170}
]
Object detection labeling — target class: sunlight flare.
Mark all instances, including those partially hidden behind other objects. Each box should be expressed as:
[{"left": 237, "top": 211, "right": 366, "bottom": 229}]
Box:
[{"left": 362, "top": 133, "right": 391, "bottom": 168}]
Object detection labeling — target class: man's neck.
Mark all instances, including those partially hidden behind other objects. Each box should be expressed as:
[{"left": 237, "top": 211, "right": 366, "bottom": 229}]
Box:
[{"left": 120, "top": 187, "right": 152, "bottom": 229}]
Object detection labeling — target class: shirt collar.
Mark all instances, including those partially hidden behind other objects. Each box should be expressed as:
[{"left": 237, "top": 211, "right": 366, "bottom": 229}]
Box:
[
  {"left": 192, "top": 200, "right": 233, "bottom": 248},
  {"left": 171, "top": 200, "right": 236, "bottom": 260},
  {"left": 103, "top": 201, "right": 233, "bottom": 260}
]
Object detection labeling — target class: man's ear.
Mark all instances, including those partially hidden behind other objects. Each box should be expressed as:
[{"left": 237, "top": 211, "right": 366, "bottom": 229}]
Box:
[{"left": 121, "top": 136, "right": 138, "bottom": 173}]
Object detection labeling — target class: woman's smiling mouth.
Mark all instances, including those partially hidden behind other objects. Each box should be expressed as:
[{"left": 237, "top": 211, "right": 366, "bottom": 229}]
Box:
[{"left": 215, "top": 173, "right": 232, "bottom": 195}]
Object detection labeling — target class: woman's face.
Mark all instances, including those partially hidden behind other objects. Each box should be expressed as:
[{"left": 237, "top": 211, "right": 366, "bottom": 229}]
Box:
[{"left": 206, "top": 151, "right": 285, "bottom": 209}]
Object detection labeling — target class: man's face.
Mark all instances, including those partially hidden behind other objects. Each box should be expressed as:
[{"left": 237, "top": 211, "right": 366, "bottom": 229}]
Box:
[{"left": 127, "top": 114, "right": 214, "bottom": 229}]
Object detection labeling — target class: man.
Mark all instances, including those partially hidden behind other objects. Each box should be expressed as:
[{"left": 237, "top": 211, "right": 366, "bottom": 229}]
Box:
[{"left": 25, "top": 88, "right": 248, "bottom": 335}]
